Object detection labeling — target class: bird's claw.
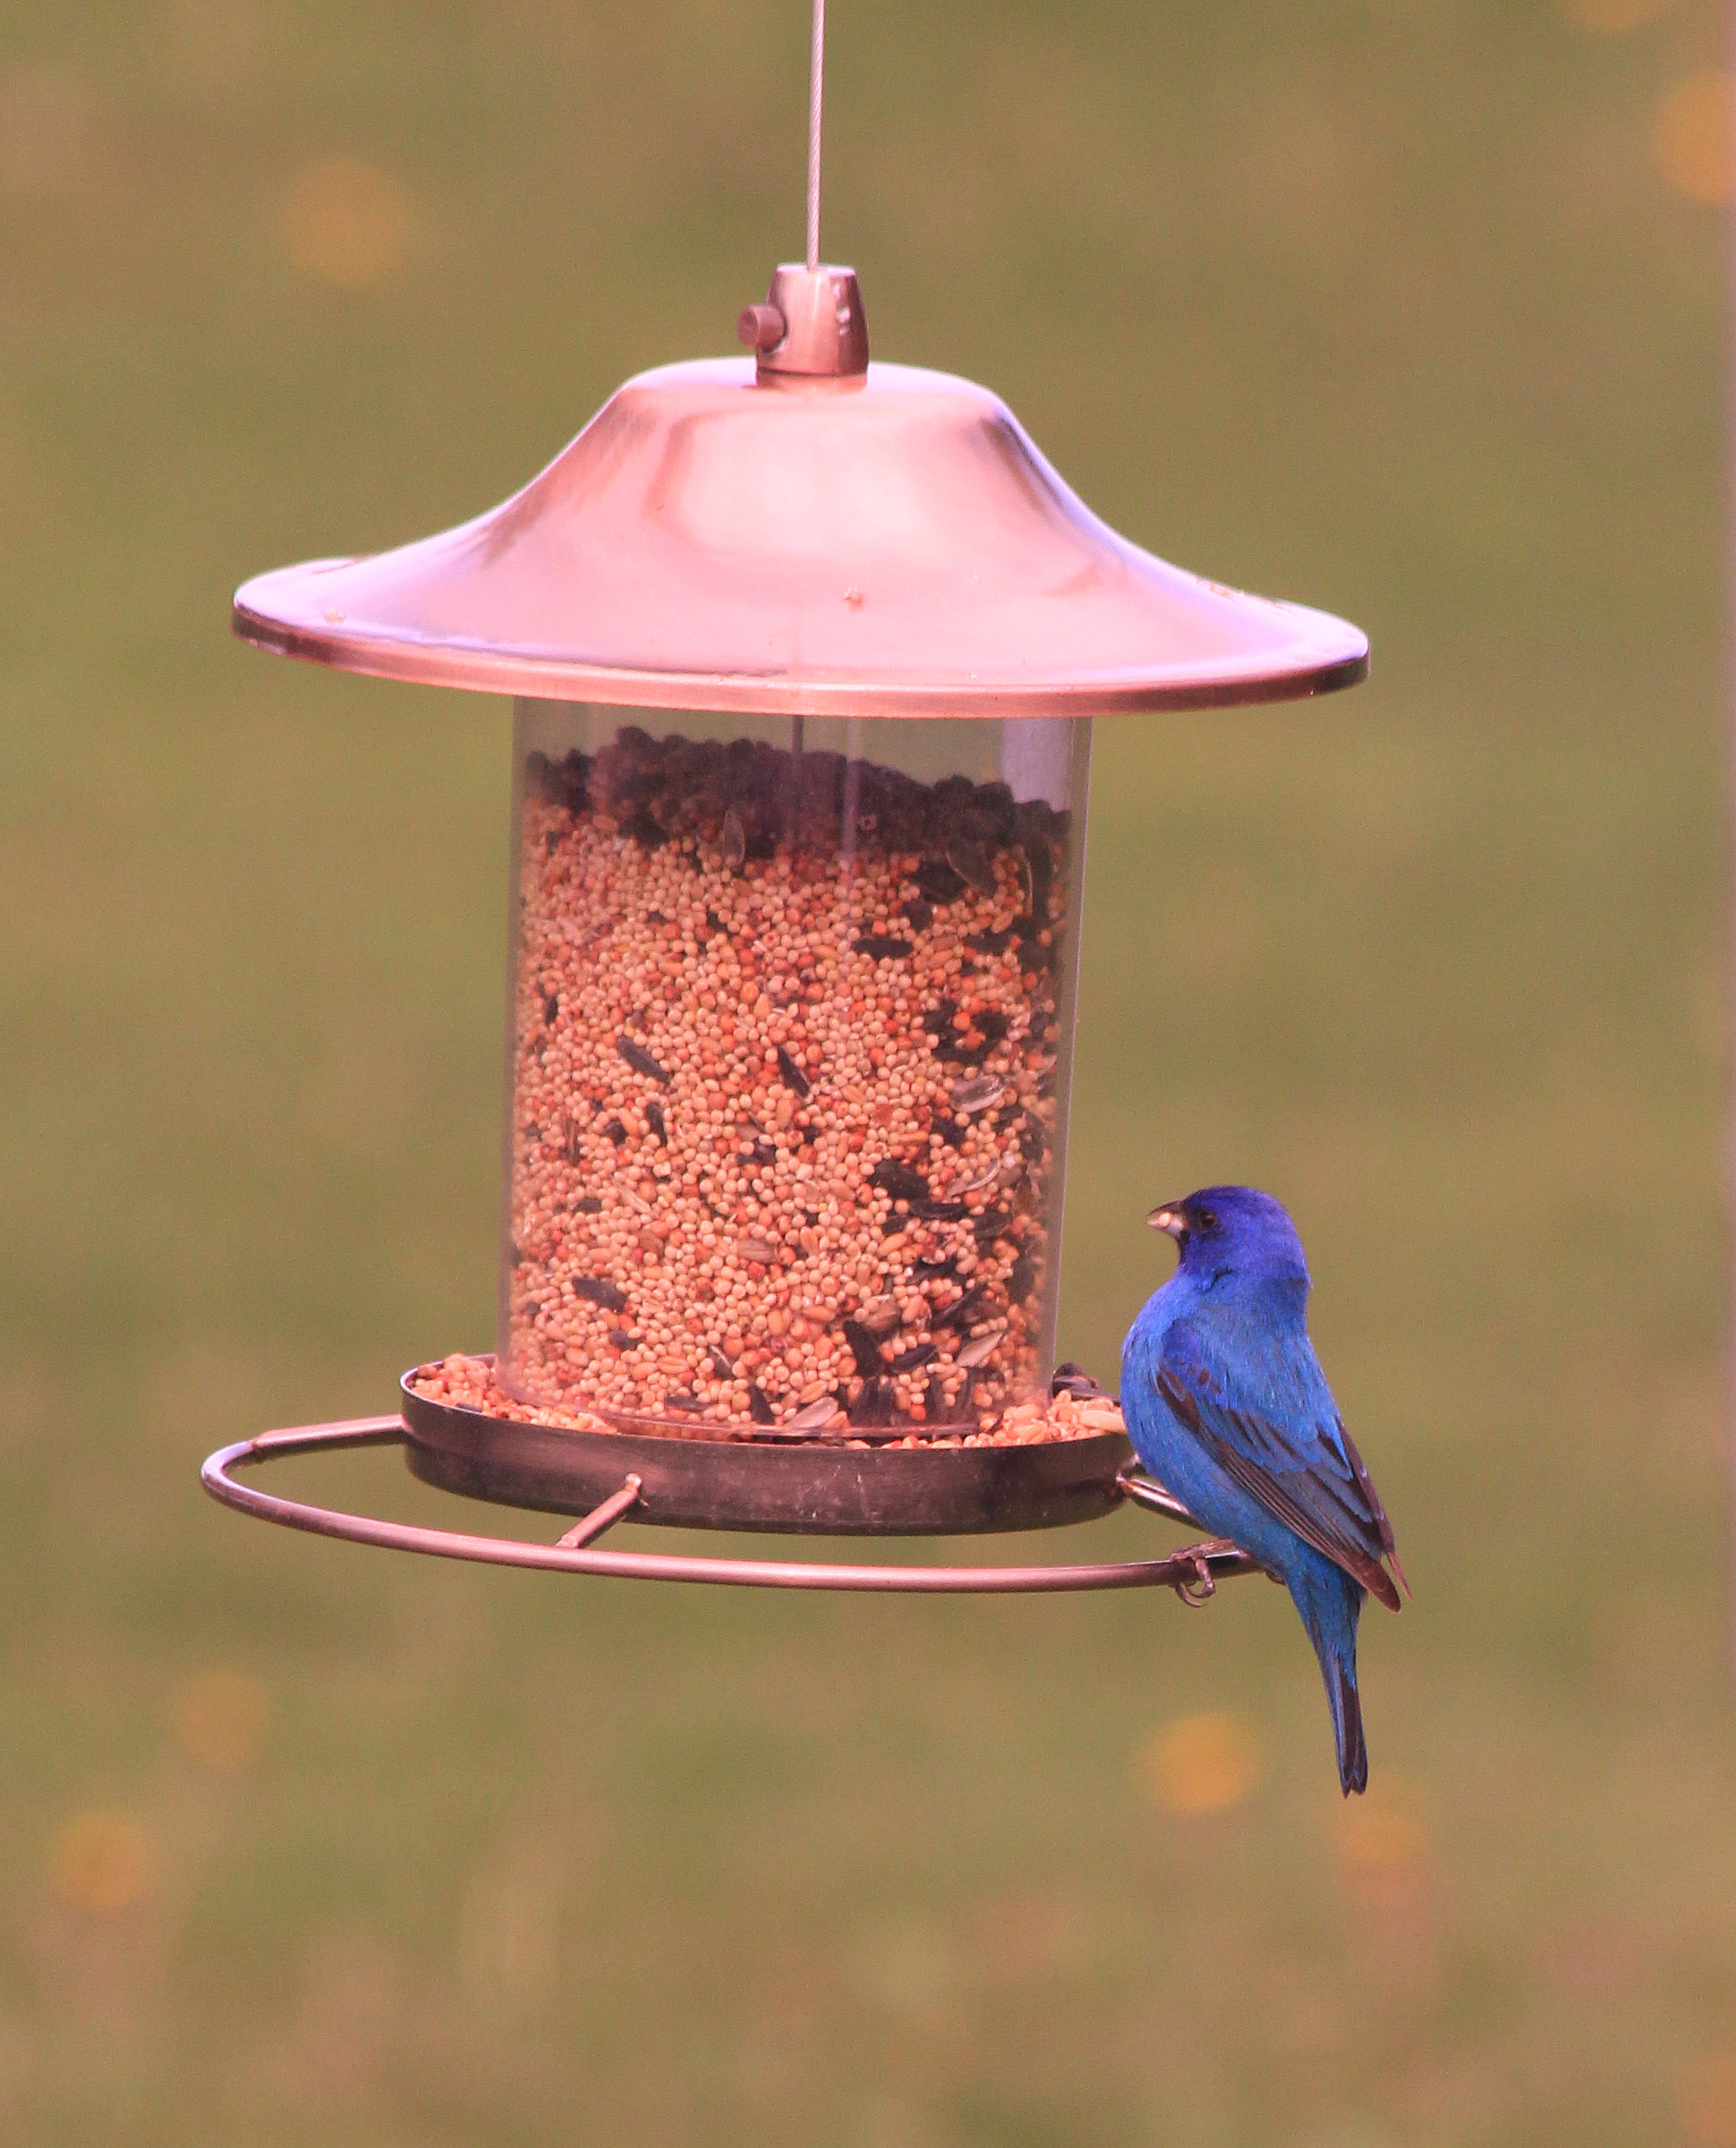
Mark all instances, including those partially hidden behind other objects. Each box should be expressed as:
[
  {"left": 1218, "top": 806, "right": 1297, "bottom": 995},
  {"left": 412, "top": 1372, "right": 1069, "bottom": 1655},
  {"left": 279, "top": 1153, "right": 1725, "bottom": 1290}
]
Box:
[{"left": 1170, "top": 1539, "right": 1239, "bottom": 1607}]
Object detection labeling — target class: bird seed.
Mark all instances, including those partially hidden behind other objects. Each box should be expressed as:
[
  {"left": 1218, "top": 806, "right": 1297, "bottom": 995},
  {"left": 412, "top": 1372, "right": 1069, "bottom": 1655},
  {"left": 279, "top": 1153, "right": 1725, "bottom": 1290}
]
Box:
[{"left": 495, "top": 726, "right": 1083, "bottom": 1440}]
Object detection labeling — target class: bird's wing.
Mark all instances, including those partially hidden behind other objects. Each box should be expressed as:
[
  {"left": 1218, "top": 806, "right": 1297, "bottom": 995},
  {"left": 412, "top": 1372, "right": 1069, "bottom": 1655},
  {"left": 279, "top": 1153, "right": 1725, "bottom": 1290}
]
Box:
[{"left": 1155, "top": 1314, "right": 1406, "bottom": 1611}]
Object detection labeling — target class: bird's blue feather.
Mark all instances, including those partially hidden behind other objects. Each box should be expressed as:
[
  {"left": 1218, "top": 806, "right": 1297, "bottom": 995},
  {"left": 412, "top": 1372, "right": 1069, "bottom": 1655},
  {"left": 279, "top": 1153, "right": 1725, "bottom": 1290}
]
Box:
[{"left": 1119, "top": 1185, "right": 1402, "bottom": 1794}]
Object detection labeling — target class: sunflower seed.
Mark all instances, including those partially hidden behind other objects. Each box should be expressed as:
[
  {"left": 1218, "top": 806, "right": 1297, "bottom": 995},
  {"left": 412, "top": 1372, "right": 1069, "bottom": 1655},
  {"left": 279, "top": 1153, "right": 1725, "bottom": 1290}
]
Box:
[
  {"left": 853, "top": 934, "right": 913, "bottom": 961},
  {"left": 934, "top": 1282, "right": 987, "bottom": 1331},
  {"left": 775, "top": 1044, "right": 811, "bottom": 1097},
  {"left": 707, "top": 1346, "right": 735, "bottom": 1380},
  {"left": 574, "top": 1276, "right": 628, "bottom": 1312},
  {"left": 848, "top": 1378, "right": 898, "bottom": 1427},
  {"left": 950, "top": 1074, "right": 1004, "bottom": 1115},
  {"left": 646, "top": 1100, "right": 667, "bottom": 1145},
  {"left": 1051, "top": 1361, "right": 1108, "bottom": 1401},
  {"left": 946, "top": 838, "right": 998, "bottom": 897},
  {"left": 722, "top": 808, "right": 745, "bottom": 874},
  {"left": 787, "top": 1396, "right": 841, "bottom": 1431},
  {"left": 842, "top": 1319, "right": 889, "bottom": 1377},
  {"left": 915, "top": 857, "right": 966, "bottom": 904},
  {"left": 616, "top": 1036, "right": 672, "bottom": 1085},
  {"left": 748, "top": 1383, "right": 776, "bottom": 1424},
  {"left": 889, "top": 1342, "right": 937, "bottom": 1375},
  {"left": 955, "top": 1324, "right": 1006, "bottom": 1369},
  {"left": 870, "top": 1159, "right": 928, "bottom": 1202},
  {"left": 951, "top": 1158, "right": 1001, "bottom": 1197}
]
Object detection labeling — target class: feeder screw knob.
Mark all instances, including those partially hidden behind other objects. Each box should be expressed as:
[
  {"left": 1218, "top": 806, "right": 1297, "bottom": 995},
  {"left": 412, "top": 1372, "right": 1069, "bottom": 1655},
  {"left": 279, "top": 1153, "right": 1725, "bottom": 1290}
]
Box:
[{"left": 737, "top": 303, "right": 787, "bottom": 354}]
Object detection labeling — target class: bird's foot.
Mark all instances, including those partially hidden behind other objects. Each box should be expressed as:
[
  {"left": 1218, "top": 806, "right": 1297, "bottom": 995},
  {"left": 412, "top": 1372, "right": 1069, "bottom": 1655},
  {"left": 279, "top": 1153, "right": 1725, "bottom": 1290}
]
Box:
[{"left": 1169, "top": 1539, "right": 1241, "bottom": 1607}]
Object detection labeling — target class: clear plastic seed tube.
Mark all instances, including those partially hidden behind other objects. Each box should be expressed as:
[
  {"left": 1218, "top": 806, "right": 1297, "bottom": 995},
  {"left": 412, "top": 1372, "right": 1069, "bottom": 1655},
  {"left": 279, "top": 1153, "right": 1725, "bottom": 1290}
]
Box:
[{"left": 500, "top": 701, "right": 1092, "bottom": 1436}]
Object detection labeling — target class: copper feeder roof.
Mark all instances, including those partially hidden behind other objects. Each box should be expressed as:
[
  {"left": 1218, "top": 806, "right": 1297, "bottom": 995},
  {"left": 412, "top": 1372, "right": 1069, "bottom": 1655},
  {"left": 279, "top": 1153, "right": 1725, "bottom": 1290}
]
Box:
[{"left": 234, "top": 263, "right": 1367, "bottom": 718}]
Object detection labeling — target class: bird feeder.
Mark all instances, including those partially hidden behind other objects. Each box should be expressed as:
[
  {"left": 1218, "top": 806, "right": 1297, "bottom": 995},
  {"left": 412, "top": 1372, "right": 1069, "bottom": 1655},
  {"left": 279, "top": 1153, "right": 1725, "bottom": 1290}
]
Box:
[{"left": 202, "top": 9, "right": 1366, "bottom": 1597}]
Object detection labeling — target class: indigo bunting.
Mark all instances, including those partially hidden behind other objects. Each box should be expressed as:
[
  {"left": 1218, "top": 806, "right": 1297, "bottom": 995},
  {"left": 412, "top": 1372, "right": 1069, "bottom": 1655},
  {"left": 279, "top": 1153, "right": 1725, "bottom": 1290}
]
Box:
[{"left": 1121, "top": 1186, "right": 1406, "bottom": 1794}]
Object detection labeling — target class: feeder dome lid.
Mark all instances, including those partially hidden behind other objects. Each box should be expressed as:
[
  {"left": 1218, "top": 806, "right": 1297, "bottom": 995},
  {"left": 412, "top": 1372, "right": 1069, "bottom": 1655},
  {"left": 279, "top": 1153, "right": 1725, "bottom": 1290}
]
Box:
[{"left": 234, "top": 263, "right": 1367, "bottom": 718}]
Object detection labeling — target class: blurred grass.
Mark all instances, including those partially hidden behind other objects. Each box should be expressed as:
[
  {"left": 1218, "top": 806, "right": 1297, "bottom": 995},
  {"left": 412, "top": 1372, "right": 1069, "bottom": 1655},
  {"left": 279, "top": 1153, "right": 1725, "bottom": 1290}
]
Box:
[{"left": 1, "top": 1, "right": 1733, "bottom": 2143}]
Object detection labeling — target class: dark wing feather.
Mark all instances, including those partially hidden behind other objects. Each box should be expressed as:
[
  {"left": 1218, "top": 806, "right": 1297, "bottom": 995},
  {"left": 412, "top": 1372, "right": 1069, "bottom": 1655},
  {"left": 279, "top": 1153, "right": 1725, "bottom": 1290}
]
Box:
[
  {"left": 1156, "top": 1322, "right": 1403, "bottom": 1612},
  {"left": 1336, "top": 1418, "right": 1408, "bottom": 1591}
]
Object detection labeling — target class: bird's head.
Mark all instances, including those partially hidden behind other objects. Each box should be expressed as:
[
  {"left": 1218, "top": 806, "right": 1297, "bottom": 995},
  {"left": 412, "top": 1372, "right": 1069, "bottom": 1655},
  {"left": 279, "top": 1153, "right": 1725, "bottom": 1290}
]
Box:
[{"left": 1146, "top": 1185, "right": 1309, "bottom": 1289}]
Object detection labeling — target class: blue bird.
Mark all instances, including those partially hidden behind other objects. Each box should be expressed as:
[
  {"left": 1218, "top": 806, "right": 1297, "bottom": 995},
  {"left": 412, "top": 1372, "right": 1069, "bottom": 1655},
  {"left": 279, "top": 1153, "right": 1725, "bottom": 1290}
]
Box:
[{"left": 1120, "top": 1186, "right": 1407, "bottom": 1795}]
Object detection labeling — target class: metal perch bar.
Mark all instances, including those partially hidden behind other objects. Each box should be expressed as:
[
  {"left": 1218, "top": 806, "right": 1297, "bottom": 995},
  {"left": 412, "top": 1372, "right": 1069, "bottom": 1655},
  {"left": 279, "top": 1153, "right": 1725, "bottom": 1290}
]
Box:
[
  {"left": 555, "top": 1475, "right": 643, "bottom": 1548},
  {"left": 200, "top": 1419, "right": 1264, "bottom": 1598}
]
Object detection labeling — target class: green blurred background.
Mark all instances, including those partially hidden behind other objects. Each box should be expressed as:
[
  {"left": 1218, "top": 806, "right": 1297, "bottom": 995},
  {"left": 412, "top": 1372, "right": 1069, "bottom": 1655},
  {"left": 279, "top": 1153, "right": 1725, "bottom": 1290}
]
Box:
[{"left": 2, "top": 1, "right": 1733, "bottom": 2142}]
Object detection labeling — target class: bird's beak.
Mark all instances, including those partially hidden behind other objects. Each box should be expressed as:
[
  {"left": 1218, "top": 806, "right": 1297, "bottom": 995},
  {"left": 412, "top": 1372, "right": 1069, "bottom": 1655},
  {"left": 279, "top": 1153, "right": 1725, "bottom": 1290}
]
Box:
[{"left": 1146, "top": 1204, "right": 1186, "bottom": 1237}]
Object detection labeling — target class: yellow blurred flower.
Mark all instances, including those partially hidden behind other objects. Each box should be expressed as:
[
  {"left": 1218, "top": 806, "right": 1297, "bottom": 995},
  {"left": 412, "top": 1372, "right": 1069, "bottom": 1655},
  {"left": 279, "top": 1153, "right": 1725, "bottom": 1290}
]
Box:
[
  {"left": 1340, "top": 1803, "right": 1428, "bottom": 1868},
  {"left": 1143, "top": 1712, "right": 1263, "bottom": 1814},
  {"left": 279, "top": 156, "right": 419, "bottom": 288},
  {"left": 1654, "top": 72, "right": 1736, "bottom": 206},
  {"left": 48, "top": 1809, "right": 153, "bottom": 1914},
  {"left": 1556, "top": 0, "right": 1673, "bottom": 30},
  {"left": 174, "top": 1667, "right": 268, "bottom": 1774},
  {"left": 1683, "top": 2053, "right": 1736, "bottom": 2148}
]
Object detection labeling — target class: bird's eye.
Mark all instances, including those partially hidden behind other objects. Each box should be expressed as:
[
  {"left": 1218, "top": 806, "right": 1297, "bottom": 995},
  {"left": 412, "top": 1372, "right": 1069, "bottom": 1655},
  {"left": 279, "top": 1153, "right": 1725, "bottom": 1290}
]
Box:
[{"left": 1195, "top": 1208, "right": 1218, "bottom": 1232}]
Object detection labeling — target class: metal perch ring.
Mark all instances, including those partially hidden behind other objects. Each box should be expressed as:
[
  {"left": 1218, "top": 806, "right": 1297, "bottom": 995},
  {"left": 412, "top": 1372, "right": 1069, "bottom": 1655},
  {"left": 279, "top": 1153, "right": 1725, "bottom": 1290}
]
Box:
[{"left": 200, "top": 1417, "right": 1264, "bottom": 1598}]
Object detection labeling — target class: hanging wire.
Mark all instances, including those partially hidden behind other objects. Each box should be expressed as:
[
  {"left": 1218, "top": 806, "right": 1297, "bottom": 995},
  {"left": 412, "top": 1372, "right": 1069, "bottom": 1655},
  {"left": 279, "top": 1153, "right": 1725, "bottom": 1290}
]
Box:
[{"left": 806, "top": 0, "right": 825, "bottom": 270}]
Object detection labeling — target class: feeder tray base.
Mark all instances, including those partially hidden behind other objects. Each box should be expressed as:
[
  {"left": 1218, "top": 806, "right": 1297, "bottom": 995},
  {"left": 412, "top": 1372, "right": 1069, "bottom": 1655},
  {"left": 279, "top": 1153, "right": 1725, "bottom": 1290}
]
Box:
[
  {"left": 401, "top": 1368, "right": 1131, "bottom": 1536},
  {"left": 200, "top": 1416, "right": 1264, "bottom": 1598}
]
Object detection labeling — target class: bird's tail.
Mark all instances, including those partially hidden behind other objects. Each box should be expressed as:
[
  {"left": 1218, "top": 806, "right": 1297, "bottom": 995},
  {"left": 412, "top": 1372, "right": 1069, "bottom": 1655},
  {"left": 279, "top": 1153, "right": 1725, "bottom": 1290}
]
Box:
[
  {"left": 1291, "top": 1560, "right": 1369, "bottom": 1796},
  {"left": 1324, "top": 1652, "right": 1367, "bottom": 1797}
]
